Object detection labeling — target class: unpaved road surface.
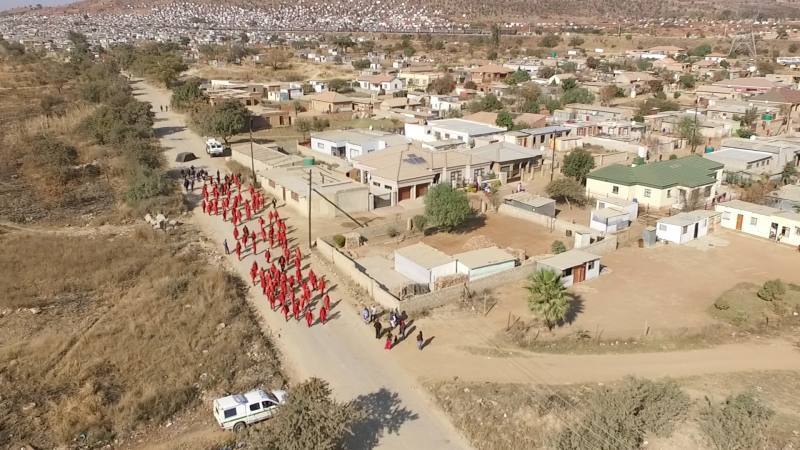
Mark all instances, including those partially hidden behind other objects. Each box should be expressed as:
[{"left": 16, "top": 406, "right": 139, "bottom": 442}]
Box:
[{"left": 134, "top": 79, "right": 473, "bottom": 450}]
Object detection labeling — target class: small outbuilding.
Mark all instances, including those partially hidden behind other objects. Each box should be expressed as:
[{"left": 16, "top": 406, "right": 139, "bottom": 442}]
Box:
[
  {"left": 453, "top": 246, "right": 518, "bottom": 281},
  {"left": 503, "top": 192, "right": 557, "bottom": 217},
  {"left": 394, "top": 242, "right": 457, "bottom": 290},
  {"left": 536, "top": 249, "right": 601, "bottom": 287},
  {"left": 656, "top": 210, "right": 720, "bottom": 244}
]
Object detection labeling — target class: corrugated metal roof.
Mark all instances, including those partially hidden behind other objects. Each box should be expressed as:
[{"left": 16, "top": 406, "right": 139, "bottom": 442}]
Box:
[{"left": 587, "top": 155, "right": 723, "bottom": 189}]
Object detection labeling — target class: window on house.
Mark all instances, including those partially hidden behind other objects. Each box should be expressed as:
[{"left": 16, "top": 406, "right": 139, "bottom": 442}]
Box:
[
  {"left": 317, "top": 142, "right": 324, "bottom": 149},
  {"left": 666, "top": 189, "right": 671, "bottom": 198},
  {"left": 563, "top": 267, "right": 573, "bottom": 277},
  {"left": 659, "top": 224, "right": 667, "bottom": 231},
  {"left": 682, "top": 225, "right": 688, "bottom": 234},
  {"left": 291, "top": 192, "right": 299, "bottom": 201},
  {"left": 723, "top": 211, "right": 731, "bottom": 220},
  {"left": 795, "top": 227, "right": 800, "bottom": 236},
  {"left": 612, "top": 185, "right": 619, "bottom": 194},
  {"left": 750, "top": 217, "right": 758, "bottom": 226},
  {"left": 704, "top": 186, "right": 712, "bottom": 196},
  {"left": 587, "top": 260, "right": 595, "bottom": 270},
  {"left": 643, "top": 188, "right": 651, "bottom": 198},
  {"left": 474, "top": 168, "right": 485, "bottom": 178}
]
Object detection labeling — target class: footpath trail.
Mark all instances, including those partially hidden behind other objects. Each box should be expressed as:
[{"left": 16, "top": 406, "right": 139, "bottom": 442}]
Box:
[{"left": 134, "top": 79, "right": 474, "bottom": 450}]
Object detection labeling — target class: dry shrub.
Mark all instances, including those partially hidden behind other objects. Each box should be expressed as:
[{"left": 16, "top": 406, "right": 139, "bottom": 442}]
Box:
[{"left": 0, "top": 228, "right": 284, "bottom": 448}]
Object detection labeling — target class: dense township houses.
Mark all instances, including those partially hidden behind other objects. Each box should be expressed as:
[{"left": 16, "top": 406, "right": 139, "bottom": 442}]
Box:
[
  {"left": 705, "top": 137, "right": 800, "bottom": 181},
  {"left": 307, "top": 91, "right": 355, "bottom": 114},
  {"left": 712, "top": 77, "right": 779, "bottom": 95},
  {"left": 467, "top": 64, "right": 514, "bottom": 92},
  {"left": 309, "top": 129, "right": 411, "bottom": 161},
  {"left": 404, "top": 118, "right": 507, "bottom": 147},
  {"left": 356, "top": 73, "right": 405, "bottom": 93},
  {"left": 585, "top": 156, "right": 724, "bottom": 209},
  {"left": 462, "top": 111, "right": 547, "bottom": 129},
  {"left": 715, "top": 200, "right": 800, "bottom": 246},
  {"left": 555, "top": 104, "right": 634, "bottom": 122}
]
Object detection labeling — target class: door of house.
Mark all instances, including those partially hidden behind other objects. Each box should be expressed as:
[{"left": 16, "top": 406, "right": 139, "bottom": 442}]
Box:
[
  {"left": 693, "top": 222, "right": 699, "bottom": 239},
  {"left": 416, "top": 183, "right": 429, "bottom": 197},
  {"left": 398, "top": 186, "right": 412, "bottom": 201},
  {"left": 735, "top": 214, "right": 743, "bottom": 231},
  {"left": 573, "top": 265, "right": 586, "bottom": 283}
]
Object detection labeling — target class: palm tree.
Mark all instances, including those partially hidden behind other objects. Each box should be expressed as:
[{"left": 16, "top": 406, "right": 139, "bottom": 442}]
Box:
[{"left": 526, "top": 269, "right": 570, "bottom": 331}]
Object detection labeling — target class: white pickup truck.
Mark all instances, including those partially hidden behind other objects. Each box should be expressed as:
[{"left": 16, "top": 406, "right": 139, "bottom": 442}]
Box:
[
  {"left": 205, "top": 138, "right": 224, "bottom": 157},
  {"left": 213, "top": 389, "right": 287, "bottom": 431}
]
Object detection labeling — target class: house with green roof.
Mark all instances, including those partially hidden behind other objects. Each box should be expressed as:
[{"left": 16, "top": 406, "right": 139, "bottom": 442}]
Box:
[{"left": 585, "top": 156, "right": 724, "bottom": 209}]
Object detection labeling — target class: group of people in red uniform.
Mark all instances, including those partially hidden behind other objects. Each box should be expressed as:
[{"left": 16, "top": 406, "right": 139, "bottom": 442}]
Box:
[{"left": 200, "top": 172, "right": 332, "bottom": 328}]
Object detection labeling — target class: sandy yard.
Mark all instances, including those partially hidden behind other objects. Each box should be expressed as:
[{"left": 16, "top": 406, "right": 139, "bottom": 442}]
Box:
[{"left": 420, "top": 213, "right": 563, "bottom": 258}]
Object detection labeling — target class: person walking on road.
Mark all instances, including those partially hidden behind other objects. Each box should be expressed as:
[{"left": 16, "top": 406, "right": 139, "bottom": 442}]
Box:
[
  {"left": 223, "top": 239, "right": 230, "bottom": 255},
  {"left": 319, "top": 306, "right": 327, "bottom": 324},
  {"left": 305, "top": 308, "right": 314, "bottom": 327},
  {"left": 385, "top": 332, "right": 393, "bottom": 350},
  {"left": 416, "top": 331, "right": 424, "bottom": 351},
  {"left": 374, "top": 320, "right": 382, "bottom": 339},
  {"left": 362, "top": 306, "right": 371, "bottom": 323}
]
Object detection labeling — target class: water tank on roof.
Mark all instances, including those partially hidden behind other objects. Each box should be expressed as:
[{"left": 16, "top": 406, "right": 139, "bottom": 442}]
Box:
[{"left": 302, "top": 157, "right": 315, "bottom": 166}]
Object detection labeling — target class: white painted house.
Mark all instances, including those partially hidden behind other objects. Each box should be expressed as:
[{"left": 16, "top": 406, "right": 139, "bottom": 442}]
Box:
[
  {"left": 310, "top": 129, "right": 410, "bottom": 161},
  {"left": 536, "top": 250, "right": 601, "bottom": 287},
  {"left": 394, "top": 243, "right": 457, "bottom": 290},
  {"left": 715, "top": 200, "right": 800, "bottom": 246},
  {"left": 356, "top": 73, "right": 405, "bottom": 93},
  {"left": 589, "top": 197, "right": 639, "bottom": 234},
  {"left": 404, "top": 119, "right": 506, "bottom": 147},
  {"left": 453, "top": 246, "right": 517, "bottom": 281},
  {"left": 656, "top": 210, "right": 720, "bottom": 244}
]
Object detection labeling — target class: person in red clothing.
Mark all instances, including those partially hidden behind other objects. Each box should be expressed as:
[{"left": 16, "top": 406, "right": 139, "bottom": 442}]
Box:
[
  {"left": 323, "top": 294, "right": 331, "bottom": 311},
  {"left": 235, "top": 241, "right": 242, "bottom": 260},
  {"left": 318, "top": 277, "right": 326, "bottom": 295},
  {"left": 264, "top": 249, "right": 271, "bottom": 264},
  {"left": 319, "top": 306, "right": 327, "bottom": 324},
  {"left": 384, "top": 332, "right": 393, "bottom": 350},
  {"left": 233, "top": 226, "right": 239, "bottom": 241},
  {"left": 308, "top": 270, "right": 317, "bottom": 289},
  {"left": 281, "top": 303, "right": 290, "bottom": 321},
  {"left": 305, "top": 308, "right": 314, "bottom": 327},
  {"left": 250, "top": 262, "right": 258, "bottom": 285},
  {"left": 251, "top": 234, "right": 258, "bottom": 256},
  {"left": 292, "top": 301, "right": 300, "bottom": 321},
  {"left": 260, "top": 227, "right": 267, "bottom": 243}
]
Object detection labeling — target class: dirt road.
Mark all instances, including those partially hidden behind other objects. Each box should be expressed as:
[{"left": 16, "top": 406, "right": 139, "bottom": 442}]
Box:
[{"left": 133, "top": 79, "right": 474, "bottom": 450}]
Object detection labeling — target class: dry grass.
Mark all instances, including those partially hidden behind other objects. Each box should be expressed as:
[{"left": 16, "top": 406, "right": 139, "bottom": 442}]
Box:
[{"left": 0, "top": 225, "right": 285, "bottom": 448}]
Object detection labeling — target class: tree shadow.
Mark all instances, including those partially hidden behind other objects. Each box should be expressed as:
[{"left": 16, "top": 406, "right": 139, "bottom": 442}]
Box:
[
  {"left": 563, "top": 294, "right": 584, "bottom": 325},
  {"left": 154, "top": 125, "right": 186, "bottom": 138},
  {"left": 345, "top": 389, "right": 419, "bottom": 450}
]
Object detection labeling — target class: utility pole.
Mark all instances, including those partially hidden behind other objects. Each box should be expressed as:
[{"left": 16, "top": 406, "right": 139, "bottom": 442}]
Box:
[
  {"left": 690, "top": 99, "right": 699, "bottom": 154},
  {"left": 307, "top": 168, "right": 312, "bottom": 249},
  {"left": 549, "top": 132, "right": 557, "bottom": 182},
  {"left": 249, "top": 117, "right": 257, "bottom": 186}
]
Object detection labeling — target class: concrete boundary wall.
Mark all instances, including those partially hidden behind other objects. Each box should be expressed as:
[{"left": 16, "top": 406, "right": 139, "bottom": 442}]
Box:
[
  {"left": 316, "top": 238, "right": 401, "bottom": 310},
  {"left": 498, "top": 204, "right": 599, "bottom": 238}
]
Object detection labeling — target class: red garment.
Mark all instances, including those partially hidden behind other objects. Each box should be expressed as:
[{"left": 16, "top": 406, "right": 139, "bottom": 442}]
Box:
[
  {"left": 318, "top": 278, "right": 326, "bottom": 294},
  {"left": 235, "top": 242, "right": 242, "bottom": 260},
  {"left": 264, "top": 250, "right": 271, "bottom": 264},
  {"left": 323, "top": 294, "right": 330, "bottom": 311},
  {"left": 305, "top": 310, "right": 314, "bottom": 327},
  {"left": 384, "top": 336, "right": 393, "bottom": 350},
  {"left": 319, "top": 307, "right": 327, "bottom": 324},
  {"left": 233, "top": 227, "right": 239, "bottom": 240},
  {"left": 292, "top": 302, "right": 300, "bottom": 320}
]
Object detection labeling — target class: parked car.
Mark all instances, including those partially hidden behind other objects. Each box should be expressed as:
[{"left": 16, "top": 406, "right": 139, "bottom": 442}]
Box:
[
  {"left": 213, "top": 389, "right": 287, "bottom": 431},
  {"left": 206, "top": 138, "right": 224, "bottom": 157}
]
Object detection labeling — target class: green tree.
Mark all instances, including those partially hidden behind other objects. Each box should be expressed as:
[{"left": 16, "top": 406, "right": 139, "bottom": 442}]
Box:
[
  {"left": 690, "top": 43, "right": 712, "bottom": 57},
  {"left": 562, "top": 149, "right": 595, "bottom": 183},
  {"left": 424, "top": 183, "right": 472, "bottom": 231},
  {"left": 740, "top": 107, "right": 759, "bottom": 127},
  {"left": 193, "top": 100, "right": 250, "bottom": 145},
  {"left": 550, "top": 240, "right": 566, "bottom": 254},
  {"left": 506, "top": 68, "right": 531, "bottom": 85},
  {"left": 699, "top": 392, "right": 774, "bottom": 450},
  {"left": 240, "top": 378, "right": 363, "bottom": 450},
  {"left": 599, "top": 85, "right": 619, "bottom": 106},
  {"left": 496, "top": 110, "right": 514, "bottom": 130},
  {"left": 678, "top": 116, "right": 703, "bottom": 148},
  {"left": 490, "top": 24, "right": 501, "bottom": 48},
  {"left": 403, "top": 46, "right": 416, "bottom": 58},
  {"left": 351, "top": 59, "right": 371, "bottom": 70},
  {"left": 545, "top": 178, "right": 586, "bottom": 208},
  {"left": 467, "top": 94, "right": 503, "bottom": 112},
  {"left": 537, "top": 66, "right": 556, "bottom": 79},
  {"left": 679, "top": 73, "right": 696, "bottom": 89},
  {"left": 735, "top": 128, "right": 754, "bottom": 138},
  {"left": 328, "top": 78, "right": 353, "bottom": 93},
  {"left": 170, "top": 78, "right": 207, "bottom": 111},
  {"left": 560, "top": 78, "right": 578, "bottom": 91},
  {"left": 561, "top": 87, "right": 594, "bottom": 105},
  {"left": 526, "top": 269, "right": 570, "bottom": 330}
]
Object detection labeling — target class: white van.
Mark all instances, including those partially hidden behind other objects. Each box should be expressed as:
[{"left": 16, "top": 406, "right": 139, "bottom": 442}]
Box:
[
  {"left": 206, "top": 138, "right": 224, "bottom": 157},
  {"left": 213, "top": 389, "right": 287, "bottom": 431}
]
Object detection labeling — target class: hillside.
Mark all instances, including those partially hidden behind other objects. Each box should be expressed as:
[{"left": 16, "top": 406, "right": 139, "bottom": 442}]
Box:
[{"left": 38, "top": 0, "right": 800, "bottom": 21}]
